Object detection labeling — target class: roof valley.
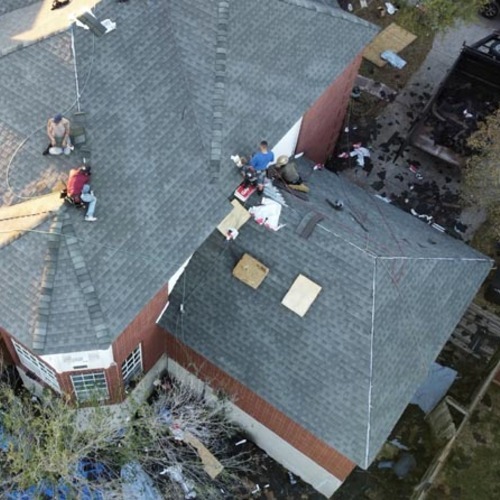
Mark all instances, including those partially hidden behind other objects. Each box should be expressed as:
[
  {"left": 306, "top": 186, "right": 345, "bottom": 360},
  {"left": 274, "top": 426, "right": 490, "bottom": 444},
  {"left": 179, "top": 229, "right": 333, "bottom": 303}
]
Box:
[
  {"left": 61, "top": 217, "right": 111, "bottom": 345},
  {"left": 31, "top": 213, "right": 64, "bottom": 351}
]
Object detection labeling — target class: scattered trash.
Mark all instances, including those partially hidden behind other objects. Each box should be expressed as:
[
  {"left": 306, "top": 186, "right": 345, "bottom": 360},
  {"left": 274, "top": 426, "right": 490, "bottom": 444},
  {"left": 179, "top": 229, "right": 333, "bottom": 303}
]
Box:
[
  {"left": 351, "top": 85, "right": 361, "bottom": 99},
  {"left": 230, "top": 154, "right": 243, "bottom": 167},
  {"left": 378, "top": 460, "right": 394, "bottom": 469},
  {"left": 121, "top": 461, "right": 163, "bottom": 500},
  {"left": 375, "top": 194, "right": 392, "bottom": 203},
  {"left": 164, "top": 465, "right": 197, "bottom": 499},
  {"left": 338, "top": 143, "right": 371, "bottom": 167},
  {"left": 432, "top": 222, "right": 446, "bottom": 233},
  {"left": 410, "top": 208, "right": 433, "bottom": 223},
  {"left": 393, "top": 453, "right": 417, "bottom": 479},
  {"left": 235, "top": 439, "right": 247, "bottom": 446},
  {"left": 389, "top": 439, "right": 410, "bottom": 451},
  {"left": 251, "top": 484, "right": 261, "bottom": 495},
  {"left": 381, "top": 50, "right": 407, "bottom": 69},
  {"left": 313, "top": 163, "right": 324, "bottom": 170},
  {"left": 385, "top": 2, "right": 398, "bottom": 15},
  {"left": 226, "top": 228, "right": 239, "bottom": 241},
  {"left": 288, "top": 471, "right": 297, "bottom": 485},
  {"left": 355, "top": 75, "right": 398, "bottom": 102},
  {"left": 325, "top": 199, "right": 345, "bottom": 213}
]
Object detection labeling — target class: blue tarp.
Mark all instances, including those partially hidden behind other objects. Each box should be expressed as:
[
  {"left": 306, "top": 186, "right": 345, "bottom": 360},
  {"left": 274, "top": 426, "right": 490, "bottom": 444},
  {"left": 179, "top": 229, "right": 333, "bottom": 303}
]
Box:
[
  {"left": 121, "top": 462, "right": 163, "bottom": 500},
  {"left": 411, "top": 362, "right": 457, "bottom": 414}
]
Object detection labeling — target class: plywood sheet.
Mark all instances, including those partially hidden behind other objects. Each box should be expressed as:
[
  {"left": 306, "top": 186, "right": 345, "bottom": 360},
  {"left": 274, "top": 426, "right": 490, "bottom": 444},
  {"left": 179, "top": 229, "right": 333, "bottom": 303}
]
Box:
[
  {"left": 363, "top": 23, "right": 417, "bottom": 67},
  {"left": 184, "top": 431, "right": 224, "bottom": 479},
  {"left": 232, "top": 253, "right": 269, "bottom": 289},
  {"left": 217, "top": 199, "right": 250, "bottom": 237},
  {"left": 282, "top": 274, "right": 322, "bottom": 317}
]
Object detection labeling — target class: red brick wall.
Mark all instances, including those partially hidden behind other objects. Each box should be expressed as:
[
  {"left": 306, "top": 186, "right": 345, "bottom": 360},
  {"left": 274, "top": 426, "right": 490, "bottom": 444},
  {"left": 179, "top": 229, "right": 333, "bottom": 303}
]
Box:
[
  {"left": 0, "top": 328, "right": 15, "bottom": 365},
  {"left": 58, "top": 284, "right": 170, "bottom": 403},
  {"left": 112, "top": 284, "right": 168, "bottom": 373},
  {"left": 296, "top": 53, "right": 363, "bottom": 164},
  {"left": 0, "top": 328, "right": 66, "bottom": 391},
  {"left": 164, "top": 331, "right": 356, "bottom": 481},
  {"left": 1, "top": 283, "right": 170, "bottom": 404}
]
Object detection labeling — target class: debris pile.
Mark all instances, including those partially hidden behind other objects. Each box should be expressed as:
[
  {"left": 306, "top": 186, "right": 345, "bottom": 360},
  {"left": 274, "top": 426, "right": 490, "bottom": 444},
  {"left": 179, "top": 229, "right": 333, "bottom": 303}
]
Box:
[{"left": 425, "top": 76, "right": 499, "bottom": 156}]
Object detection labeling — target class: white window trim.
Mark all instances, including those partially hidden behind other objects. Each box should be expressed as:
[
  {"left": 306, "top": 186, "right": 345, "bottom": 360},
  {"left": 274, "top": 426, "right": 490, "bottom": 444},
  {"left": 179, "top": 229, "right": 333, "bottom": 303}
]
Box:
[
  {"left": 12, "top": 340, "right": 60, "bottom": 392},
  {"left": 121, "top": 344, "right": 143, "bottom": 385},
  {"left": 71, "top": 371, "right": 109, "bottom": 402}
]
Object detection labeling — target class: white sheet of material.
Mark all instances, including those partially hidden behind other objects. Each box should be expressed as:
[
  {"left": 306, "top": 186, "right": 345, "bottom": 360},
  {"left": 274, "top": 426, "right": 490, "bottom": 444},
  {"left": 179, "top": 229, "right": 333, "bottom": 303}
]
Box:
[{"left": 249, "top": 198, "right": 284, "bottom": 231}]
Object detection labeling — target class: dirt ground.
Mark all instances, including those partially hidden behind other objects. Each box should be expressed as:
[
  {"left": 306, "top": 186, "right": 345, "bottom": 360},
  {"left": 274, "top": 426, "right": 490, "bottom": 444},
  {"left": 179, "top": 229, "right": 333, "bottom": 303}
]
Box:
[
  {"left": 354, "top": 0, "right": 435, "bottom": 98},
  {"left": 427, "top": 385, "right": 500, "bottom": 500},
  {"left": 333, "top": 405, "right": 439, "bottom": 500}
]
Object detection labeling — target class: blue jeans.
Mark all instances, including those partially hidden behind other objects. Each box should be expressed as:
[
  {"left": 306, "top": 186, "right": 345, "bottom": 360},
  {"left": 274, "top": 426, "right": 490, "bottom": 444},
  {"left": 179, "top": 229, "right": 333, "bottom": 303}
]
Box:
[{"left": 81, "top": 184, "right": 96, "bottom": 217}]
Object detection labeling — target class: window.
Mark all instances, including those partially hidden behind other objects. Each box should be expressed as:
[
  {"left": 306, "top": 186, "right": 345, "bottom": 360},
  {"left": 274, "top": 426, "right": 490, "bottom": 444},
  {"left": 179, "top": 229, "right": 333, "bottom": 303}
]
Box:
[
  {"left": 71, "top": 372, "right": 109, "bottom": 402},
  {"left": 12, "top": 340, "right": 60, "bottom": 392},
  {"left": 121, "top": 344, "right": 143, "bottom": 385}
]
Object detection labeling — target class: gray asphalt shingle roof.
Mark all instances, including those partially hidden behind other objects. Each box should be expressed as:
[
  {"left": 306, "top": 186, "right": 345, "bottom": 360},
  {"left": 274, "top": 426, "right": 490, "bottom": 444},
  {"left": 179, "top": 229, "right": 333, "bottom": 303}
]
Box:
[
  {"left": 159, "top": 159, "right": 491, "bottom": 468},
  {"left": 0, "top": 0, "right": 377, "bottom": 354}
]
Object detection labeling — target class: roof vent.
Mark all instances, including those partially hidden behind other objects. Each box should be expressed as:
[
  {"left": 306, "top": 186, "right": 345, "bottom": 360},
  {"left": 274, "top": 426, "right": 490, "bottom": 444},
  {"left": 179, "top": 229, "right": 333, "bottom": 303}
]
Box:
[
  {"left": 232, "top": 253, "right": 269, "bottom": 289},
  {"left": 282, "top": 274, "right": 322, "bottom": 317}
]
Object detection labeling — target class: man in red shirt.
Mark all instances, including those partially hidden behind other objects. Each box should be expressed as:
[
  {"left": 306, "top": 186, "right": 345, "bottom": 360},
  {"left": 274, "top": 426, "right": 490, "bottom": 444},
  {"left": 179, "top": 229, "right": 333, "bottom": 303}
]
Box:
[{"left": 66, "top": 166, "right": 97, "bottom": 222}]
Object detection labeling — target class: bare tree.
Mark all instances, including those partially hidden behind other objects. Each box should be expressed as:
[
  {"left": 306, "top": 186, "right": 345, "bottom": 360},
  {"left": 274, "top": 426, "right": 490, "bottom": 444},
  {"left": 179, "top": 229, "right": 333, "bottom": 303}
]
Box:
[{"left": 0, "top": 372, "right": 252, "bottom": 499}]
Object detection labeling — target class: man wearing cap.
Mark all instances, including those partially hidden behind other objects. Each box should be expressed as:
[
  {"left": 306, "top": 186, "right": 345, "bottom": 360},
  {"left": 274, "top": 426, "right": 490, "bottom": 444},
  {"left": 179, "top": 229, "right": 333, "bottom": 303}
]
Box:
[
  {"left": 249, "top": 140, "right": 274, "bottom": 195},
  {"left": 275, "top": 155, "right": 302, "bottom": 185},
  {"left": 66, "top": 166, "right": 98, "bottom": 222},
  {"left": 43, "top": 113, "right": 72, "bottom": 156}
]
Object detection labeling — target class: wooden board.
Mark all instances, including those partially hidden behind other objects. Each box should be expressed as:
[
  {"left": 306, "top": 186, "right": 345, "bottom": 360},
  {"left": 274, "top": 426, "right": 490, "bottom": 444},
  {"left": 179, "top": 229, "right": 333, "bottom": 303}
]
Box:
[
  {"left": 217, "top": 199, "right": 251, "bottom": 237},
  {"left": 184, "top": 431, "right": 224, "bottom": 479},
  {"left": 281, "top": 274, "right": 322, "bottom": 317},
  {"left": 363, "top": 23, "right": 417, "bottom": 67},
  {"left": 232, "top": 253, "right": 269, "bottom": 289}
]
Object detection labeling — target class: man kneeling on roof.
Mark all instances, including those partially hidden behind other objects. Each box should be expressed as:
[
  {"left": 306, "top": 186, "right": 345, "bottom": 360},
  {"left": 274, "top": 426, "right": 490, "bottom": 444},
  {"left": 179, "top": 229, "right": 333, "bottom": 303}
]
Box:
[
  {"left": 65, "top": 166, "right": 97, "bottom": 222},
  {"left": 271, "top": 155, "right": 309, "bottom": 192}
]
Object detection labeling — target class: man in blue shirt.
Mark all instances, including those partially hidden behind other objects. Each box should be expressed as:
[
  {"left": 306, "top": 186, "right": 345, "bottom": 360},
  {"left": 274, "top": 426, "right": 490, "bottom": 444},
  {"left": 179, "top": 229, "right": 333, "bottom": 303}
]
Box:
[{"left": 249, "top": 140, "right": 274, "bottom": 194}]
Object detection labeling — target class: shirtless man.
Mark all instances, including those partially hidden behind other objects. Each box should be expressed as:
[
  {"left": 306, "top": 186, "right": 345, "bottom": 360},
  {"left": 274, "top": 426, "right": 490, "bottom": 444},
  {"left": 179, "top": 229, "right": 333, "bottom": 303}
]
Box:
[{"left": 43, "top": 113, "right": 72, "bottom": 155}]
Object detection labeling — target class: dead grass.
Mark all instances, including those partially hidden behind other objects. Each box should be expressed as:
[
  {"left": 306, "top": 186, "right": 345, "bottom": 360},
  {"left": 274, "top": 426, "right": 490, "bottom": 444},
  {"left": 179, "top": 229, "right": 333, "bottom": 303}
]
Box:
[
  {"left": 355, "top": 0, "right": 435, "bottom": 92},
  {"left": 427, "top": 385, "right": 500, "bottom": 500}
]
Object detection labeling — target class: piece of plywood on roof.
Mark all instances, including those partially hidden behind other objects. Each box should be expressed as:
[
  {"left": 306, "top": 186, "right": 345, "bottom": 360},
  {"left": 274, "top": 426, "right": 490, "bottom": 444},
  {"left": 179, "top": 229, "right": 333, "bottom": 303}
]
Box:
[
  {"left": 363, "top": 23, "right": 417, "bottom": 67},
  {"left": 233, "top": 253, "right": 269, "bottom": 289},
  {"left": 217, "top": 199, "right": 250, "bottom": 237},
  {"left": 282, "top": 274, "right": 322, "bottom": 317}
]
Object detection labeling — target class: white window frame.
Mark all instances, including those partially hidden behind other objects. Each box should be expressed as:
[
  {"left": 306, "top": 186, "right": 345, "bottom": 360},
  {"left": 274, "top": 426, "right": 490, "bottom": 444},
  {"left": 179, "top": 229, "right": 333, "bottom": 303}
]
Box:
[
  {"left": 12, "top": 340, "right": 60, "bottom": 392},
  {"left": 121, "top": 344, "right": 143, "bottom": 385},
  {"left": 71, "top": 371, "right": 109, "bottom": 402}
]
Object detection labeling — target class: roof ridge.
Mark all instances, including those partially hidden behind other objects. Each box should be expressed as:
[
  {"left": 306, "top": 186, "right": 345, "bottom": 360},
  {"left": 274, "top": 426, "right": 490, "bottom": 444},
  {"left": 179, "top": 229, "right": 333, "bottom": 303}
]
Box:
[
  {"left": 62, "top": 216, "right": 111, "bottom": 344},
  {"left": 207, "top": 0, "right": 230, "bottom": 184},
  {"left": 278, "top": 0, "right": 378, "bottom": 31},
  {"left": 377, "top": 255, "right": 492, "bottom": 263},
  {"left": 363, "top": 255, "right": 377, "bottom": 468},
  {"left": 32, "top": 213, "right": 65, "bottom": 351}
]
